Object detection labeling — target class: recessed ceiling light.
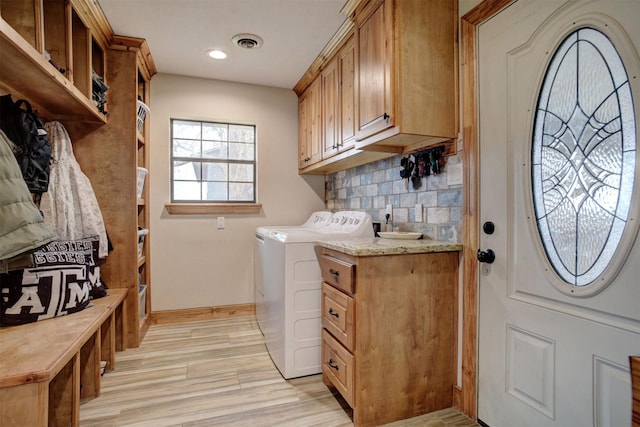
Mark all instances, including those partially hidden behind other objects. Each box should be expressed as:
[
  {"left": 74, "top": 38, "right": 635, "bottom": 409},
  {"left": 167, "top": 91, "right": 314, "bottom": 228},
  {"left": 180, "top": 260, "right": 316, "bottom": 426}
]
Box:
[{"left": 207, "top": 49, "right": 227, "bottom": 60}]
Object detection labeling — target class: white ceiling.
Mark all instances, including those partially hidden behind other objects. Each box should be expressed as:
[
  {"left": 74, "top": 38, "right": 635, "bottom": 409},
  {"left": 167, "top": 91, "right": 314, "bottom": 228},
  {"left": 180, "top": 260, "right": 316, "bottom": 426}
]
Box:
[{"left": 97, "top": 0, "right": 348, "bottom": 89}]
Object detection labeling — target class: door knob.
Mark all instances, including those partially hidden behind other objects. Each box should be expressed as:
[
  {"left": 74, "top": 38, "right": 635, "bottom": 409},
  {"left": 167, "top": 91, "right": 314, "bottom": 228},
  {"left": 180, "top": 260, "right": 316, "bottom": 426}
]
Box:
[
  {"left": 483, "top": 221, "right": 495, "bottom": 234},
  {"left": 477, "top": 249, "right": 495, "bottom": 264}
]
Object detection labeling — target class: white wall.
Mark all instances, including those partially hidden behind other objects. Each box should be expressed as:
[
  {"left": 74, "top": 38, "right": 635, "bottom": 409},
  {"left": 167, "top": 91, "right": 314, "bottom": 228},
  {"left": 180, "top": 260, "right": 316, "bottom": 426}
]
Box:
[
  {"left": 460, "top": 0, "right": 482, "bottom": 16},
  {"left": 149, "top": 74, "right": 325, "bottom": 311}
]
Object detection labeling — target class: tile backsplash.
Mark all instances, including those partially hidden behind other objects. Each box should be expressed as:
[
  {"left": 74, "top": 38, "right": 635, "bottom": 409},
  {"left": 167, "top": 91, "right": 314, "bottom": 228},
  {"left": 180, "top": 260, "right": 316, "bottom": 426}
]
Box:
[{"left": 325, "top": 153, "right": 463, "bottom": 243}]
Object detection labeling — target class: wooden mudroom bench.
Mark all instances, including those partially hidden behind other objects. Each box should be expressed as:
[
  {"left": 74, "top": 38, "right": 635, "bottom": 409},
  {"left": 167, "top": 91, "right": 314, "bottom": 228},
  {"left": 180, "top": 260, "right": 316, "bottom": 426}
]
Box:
[{"left": 0, "top": 288, "right": 127, "bottom": 427}]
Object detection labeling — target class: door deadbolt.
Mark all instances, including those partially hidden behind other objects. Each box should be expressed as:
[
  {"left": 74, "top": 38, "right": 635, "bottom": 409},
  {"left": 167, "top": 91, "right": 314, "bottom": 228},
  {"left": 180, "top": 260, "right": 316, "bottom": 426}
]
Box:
[{"left": 483, "top": 221, "right": 495, "bottom": 234}]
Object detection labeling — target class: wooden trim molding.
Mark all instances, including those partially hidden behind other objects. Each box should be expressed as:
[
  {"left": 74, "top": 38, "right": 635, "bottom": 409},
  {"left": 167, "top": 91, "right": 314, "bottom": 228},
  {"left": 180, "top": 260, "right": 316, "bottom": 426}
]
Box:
[
  {"left": 150, "top": 304, "right": 256, "bottom": 325},
  {"left": 110, "top": 35, "right": 157, "bottom": 77},
  {"left": 632, "top": 356, "right": 640, "bottom": 427},
  {"left": 165, "top": 203, "right": 262, "bottom": 215},
  {"left": 293, "top": 21, "right": 354, "bottom": 96},
  {"left": 460, "top": 0, "right": 515, "bottom": 420}
]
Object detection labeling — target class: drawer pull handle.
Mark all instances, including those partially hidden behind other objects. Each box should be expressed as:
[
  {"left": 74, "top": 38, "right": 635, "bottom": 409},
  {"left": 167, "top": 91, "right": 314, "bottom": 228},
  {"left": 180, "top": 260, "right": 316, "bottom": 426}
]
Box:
[
  {"left": 329, "top": 268, "right": 340, "bottom": 277},
  {"left": 328, "top": 308, "right": 339, "bottom": 318},
  {"left": 328, "top": 359, "right": 339, "bottom": 371}
]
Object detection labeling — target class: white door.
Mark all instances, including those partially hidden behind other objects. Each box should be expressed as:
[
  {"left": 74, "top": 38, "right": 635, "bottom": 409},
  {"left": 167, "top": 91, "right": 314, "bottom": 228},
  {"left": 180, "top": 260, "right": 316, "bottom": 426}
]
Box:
[{"left": 477, "top": 1, "right": 640, "bottom": 426}]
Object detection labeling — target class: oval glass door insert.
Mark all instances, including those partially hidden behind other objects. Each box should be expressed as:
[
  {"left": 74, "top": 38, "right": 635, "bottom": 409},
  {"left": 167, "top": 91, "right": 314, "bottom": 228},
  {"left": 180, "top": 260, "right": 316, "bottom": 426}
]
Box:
[{"left": 531, "top": 27, "right": 637, "bottom": 293}]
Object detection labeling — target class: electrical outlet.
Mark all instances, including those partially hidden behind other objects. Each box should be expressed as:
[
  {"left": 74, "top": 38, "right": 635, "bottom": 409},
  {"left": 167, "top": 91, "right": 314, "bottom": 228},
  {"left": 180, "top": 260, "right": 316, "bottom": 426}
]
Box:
[
  {"left": 415, "top": 203, "right": 423, "bottom": 222},
  {"left": 217, "top": 216, "right": 225, "bottom": 229},
  {"left": 386, "top": 204, "right": 393, "bottom": 219}
]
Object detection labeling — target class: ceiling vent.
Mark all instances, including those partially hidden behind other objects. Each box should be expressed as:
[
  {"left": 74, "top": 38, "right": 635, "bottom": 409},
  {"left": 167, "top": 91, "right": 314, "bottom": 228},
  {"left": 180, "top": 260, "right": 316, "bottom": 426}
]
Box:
[{"left": 232, "top": 33, "right": 263, "bottom": 49}]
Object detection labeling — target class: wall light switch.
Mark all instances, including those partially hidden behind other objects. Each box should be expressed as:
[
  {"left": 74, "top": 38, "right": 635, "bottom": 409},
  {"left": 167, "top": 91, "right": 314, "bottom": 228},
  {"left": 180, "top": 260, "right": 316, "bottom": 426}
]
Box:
[
  {"left": 415, "top": 203, "right": 423, "bottom": 222},
  {"left": 217, "top": 216, "right": 225, "bottom": 229}
]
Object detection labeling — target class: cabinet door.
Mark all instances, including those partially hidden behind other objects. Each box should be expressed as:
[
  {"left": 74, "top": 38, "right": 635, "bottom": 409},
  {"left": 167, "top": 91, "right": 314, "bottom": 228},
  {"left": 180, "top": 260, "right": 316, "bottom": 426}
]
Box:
[
  {"left": 298, "top": 79, "right": 322, "bottom": 169},
  {"left": 321, "top": 57, "right": 339, "bottom": 159},
  {"left": 357, "top": 0, "right": 393, "bottom": 141},
  {"left": 298, "top": 89, "right": 310, "bottom": 169},
  {"left": 339, "top": 34, "right": 357, "bottom": 151}
]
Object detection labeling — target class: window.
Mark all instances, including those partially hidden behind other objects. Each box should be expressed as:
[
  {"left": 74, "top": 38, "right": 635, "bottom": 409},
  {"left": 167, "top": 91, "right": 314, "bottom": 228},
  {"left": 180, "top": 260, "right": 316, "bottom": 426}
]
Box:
[
  {"left": 171, "top": 119, "right": 256, "bottom": 203},
  {"left": 531, "top": 28, "right": 636, "bottom": 293}
]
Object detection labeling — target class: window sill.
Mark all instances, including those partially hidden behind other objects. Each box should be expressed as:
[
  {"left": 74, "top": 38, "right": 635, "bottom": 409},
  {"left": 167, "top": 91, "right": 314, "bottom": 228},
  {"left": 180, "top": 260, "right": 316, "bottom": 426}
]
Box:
[{"left": 165, "top": 203, "right": 262, "bottom": 215}]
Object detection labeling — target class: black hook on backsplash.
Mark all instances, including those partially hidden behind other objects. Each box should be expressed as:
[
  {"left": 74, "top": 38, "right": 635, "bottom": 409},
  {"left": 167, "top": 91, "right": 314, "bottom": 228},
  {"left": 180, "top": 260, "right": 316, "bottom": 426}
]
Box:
[{"left": 399, "top": 146, "right": 446, "bottom": 189}]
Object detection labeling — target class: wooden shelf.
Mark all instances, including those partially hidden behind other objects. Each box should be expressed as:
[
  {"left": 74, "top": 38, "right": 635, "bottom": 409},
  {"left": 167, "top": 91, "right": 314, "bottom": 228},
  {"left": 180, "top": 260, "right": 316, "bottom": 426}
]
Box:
[
  {"left": 137, "top": 256, "right": 146, "bottom": 268},
  {"left": 0, "top": 18, "right": 106, "bottom": 123}
]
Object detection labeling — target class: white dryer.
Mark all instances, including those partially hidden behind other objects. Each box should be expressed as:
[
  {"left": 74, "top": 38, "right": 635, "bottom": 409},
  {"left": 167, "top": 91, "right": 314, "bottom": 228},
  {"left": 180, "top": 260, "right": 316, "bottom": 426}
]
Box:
[
  {"left": 255, "top": 211, "right": 373, "bottom": 379},
  {"left": 254, "top": 211, "right": 332, "bottom": 335}
]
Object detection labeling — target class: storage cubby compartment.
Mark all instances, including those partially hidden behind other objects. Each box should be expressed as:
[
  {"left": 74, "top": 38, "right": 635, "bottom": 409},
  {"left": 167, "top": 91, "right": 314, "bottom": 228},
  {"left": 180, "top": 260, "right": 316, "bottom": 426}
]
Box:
[
  {"left": 48, "top": 358, "right": 75, "bottom": 425},
  {"left": 92, "top": 36, "right": 108, "bottom": 114},
  {"left": 91, "top": 37, "right": 105, "bottom": 78},
  {"left": 137, "top": 228, "right": 148, "bottom": 259},
  {"left": 139, "top": 284, "right": 147, "bottom": 319},
  {"left": 1, "top": 0, "right": 38, "bottom": 49},
  {"left": 43, "top": 0, "right": 68, "bottom": 76},
  {"left": 137, "top": 69, "right": 146, "bottom": 102},
  {"left": 0, "top": 0, "right": 108, "bottom": 123},
  {"left": 71, "top": 8, "right": 90, "bottom": 96}
]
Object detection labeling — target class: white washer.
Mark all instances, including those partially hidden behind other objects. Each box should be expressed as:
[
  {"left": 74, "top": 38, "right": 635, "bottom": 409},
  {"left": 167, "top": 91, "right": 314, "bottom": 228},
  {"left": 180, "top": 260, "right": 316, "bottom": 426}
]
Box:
[
  {"left": 254, "top": 211, "right": 332, "bottom": 335},
  {"left": 255, "top": 211, "right": 373, "bottom": 379}
]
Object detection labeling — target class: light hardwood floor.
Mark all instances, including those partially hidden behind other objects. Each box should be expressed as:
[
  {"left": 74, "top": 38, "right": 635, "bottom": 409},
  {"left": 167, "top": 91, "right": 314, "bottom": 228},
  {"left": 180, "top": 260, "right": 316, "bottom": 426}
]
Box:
[{"left": 80, "top": 316, "right": 479, "bottom": 427}]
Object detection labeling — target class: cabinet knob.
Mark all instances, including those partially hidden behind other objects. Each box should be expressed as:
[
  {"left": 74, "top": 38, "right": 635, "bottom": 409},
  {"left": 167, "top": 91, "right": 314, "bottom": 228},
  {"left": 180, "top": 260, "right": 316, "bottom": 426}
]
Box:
[
  {"left": 328, "top": 268, "right": 340, "bottom": 277},
  {"left": 327, "top": 359, "right": 339, "bottom": 371},
  {"left": 383, "top": 112, "right": 390, "bottom": 120},
  {"left": 328, "top": 308, "right": 339, "bottom": 318}
]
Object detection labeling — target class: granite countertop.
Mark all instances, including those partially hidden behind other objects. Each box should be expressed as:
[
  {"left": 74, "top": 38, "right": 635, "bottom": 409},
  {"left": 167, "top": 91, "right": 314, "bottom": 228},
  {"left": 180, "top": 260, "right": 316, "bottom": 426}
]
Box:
[{"left": 315, "top": 238, "right": 462, "bottom": 257}]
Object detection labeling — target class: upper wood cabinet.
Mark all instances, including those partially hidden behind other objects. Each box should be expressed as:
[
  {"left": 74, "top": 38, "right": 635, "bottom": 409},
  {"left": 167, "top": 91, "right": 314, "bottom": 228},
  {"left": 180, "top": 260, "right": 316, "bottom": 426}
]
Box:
[
  {"left": 299, "top": 31, "right": 392, "bottom": 175},
  {"left": 294, "top": 0, "right": 456, "bottom": 174},
  {"left": 322, "top": 33, "right": 358, "bottom": 160},
  {"left": 298, "top": 78, "right": 322, "bottom": 169},
  {"left": 356, "top": 0, "right": 391, "bottom": 141},
  {"left": 354, "top": 0, "right": 456, "bottom": 153},
  {"left": 339, "top": 34, "right": 358, "bottom": 153},
  {"left": 321, "top": 54, "right": 340, "bottom": 159}
]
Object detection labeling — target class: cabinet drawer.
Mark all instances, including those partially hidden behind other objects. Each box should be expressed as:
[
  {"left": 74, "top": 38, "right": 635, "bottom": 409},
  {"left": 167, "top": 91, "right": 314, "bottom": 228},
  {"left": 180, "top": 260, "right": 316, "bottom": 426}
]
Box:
[
  {"left": 322, "top": 329, "right": 354, "bottom": 407},
  {"left": 320, "top": 254, "right": 355, "bottom": 294},
  {"left": 322, "top": 283, "right": 355, "bottom": 352}
]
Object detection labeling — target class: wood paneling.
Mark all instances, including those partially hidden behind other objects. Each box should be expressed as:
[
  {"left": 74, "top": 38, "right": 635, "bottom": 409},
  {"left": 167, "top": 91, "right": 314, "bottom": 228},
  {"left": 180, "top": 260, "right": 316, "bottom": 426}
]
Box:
[
  {"left": 70, "top": 38, "right": 156, "bottom": 348},
  {"left": 632, "top": 356, "right": 640, "bottom": 427},
  {"left": 70, "top": 47, "right": 140, "bottom": 348},
  {"left": 149, "top": 303, "right": 256, "bottom": 325}
]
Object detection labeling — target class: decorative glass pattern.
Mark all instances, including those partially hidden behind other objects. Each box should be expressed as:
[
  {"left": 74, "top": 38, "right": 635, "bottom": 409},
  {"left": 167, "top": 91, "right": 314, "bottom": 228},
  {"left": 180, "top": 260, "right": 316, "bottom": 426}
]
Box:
[{"left": 532, "top": 28, "right": 636, "bottom": 288}]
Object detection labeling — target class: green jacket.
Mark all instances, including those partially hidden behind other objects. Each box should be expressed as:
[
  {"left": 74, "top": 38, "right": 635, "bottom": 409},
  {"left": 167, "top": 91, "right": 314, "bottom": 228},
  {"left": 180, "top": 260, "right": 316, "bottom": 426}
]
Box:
[{"left": 0, "top": 129, "right": 56, "bottom": 263}]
